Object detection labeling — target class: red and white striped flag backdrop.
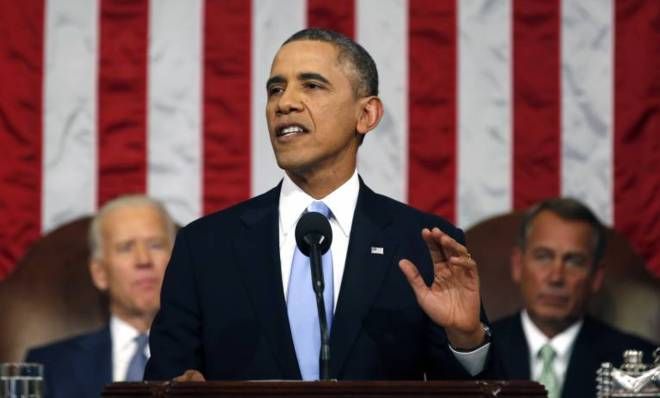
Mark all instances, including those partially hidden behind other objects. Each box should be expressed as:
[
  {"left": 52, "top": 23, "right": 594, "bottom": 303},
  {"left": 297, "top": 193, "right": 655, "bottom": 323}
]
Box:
[{"left": 0, "top": 0, "right": 658, "bottom": 280}]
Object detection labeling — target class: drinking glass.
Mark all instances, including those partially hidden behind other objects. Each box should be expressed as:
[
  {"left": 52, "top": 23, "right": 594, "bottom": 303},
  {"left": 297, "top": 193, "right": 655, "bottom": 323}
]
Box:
[{"left": 0, "top": 363, "right": 43, "bottom": 398}]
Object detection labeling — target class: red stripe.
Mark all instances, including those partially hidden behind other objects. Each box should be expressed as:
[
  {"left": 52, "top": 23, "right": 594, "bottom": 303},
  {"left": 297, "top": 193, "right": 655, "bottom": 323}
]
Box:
[
  {"left": 203, "top": 0, "right": 252, "bottom": 214},
  {"left": 97, "top": 0, "right": 149, "bottom": 206},
  {"left": 0, "top": 0, "right": 44, "bottom": 279},
  {"left": 307, "top": 0, "right": 355, "bottom": 38},
  {"left": 614, "top": 0, "right": 660, "bottom": 277},
  {"left": 512, "top": 0, "right": 561, "bottom": 210},
  {"left": 408, "top": 0, "right": 457, "bottom": 222}
]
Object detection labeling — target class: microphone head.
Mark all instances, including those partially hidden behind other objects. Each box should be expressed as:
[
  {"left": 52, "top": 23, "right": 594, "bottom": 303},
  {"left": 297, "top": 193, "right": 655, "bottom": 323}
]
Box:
[{"left": 295, "top": 211, "right": 333, "bottom": 256}]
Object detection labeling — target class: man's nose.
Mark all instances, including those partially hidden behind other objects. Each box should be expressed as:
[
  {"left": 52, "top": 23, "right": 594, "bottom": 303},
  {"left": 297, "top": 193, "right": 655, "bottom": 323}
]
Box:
[
  {"left": 547, "top": 260, "right": 566, "bottom": 283},
  {"left": 134, "top": 243, "right": 152, "bottom": 267},
  {"left": 276, "top": 88, "right": 303, "bottom": 114}
]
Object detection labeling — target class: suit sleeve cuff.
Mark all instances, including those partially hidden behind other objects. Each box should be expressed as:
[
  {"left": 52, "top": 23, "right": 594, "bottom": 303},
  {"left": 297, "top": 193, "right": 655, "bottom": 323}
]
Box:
[{"left": 449, "top": 342, "right": 490, "bottom": 376}]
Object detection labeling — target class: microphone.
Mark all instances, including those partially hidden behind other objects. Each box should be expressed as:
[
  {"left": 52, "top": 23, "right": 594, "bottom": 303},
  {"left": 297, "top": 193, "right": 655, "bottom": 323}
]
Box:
[{"left": 295, "top": 211, "right": 333, "bottom": 381}]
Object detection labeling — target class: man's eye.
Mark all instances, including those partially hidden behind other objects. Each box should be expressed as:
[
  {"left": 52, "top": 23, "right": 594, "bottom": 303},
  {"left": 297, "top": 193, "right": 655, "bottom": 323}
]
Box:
[
  {"left": 304, "top": 82, "right": 322, "bottom": 90},
  {"left": 267, "top": 86, "right": 283, "bottom": 96},
  {"left": 116, "top": 242, "right": 133, "bottom": 252},
  {"left": 565, "top": 254, "right": 589, "bottom": 269},
  {"left": 149, "top": 240, "right": 167, "bottom": 250},
  {"left": 533, "top": 251, "right": 553, "bottom": 262}
]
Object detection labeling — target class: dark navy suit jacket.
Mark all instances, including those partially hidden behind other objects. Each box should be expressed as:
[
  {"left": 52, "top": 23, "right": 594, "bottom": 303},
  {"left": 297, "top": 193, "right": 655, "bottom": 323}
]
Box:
[
  {"left": 25, "top": 327, "right": 112, "bottom": 398},
  {"left": 145, "top": 179, "right": 501, "bottom": 380},
  {"left": 492, "top": 312, "right": 656, "bottom": 398}
]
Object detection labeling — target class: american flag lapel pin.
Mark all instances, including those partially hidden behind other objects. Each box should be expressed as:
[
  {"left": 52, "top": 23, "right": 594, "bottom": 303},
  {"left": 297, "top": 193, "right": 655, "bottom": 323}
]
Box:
[{"left": 370, "top": 246, "right": 384, "bottom": 255}]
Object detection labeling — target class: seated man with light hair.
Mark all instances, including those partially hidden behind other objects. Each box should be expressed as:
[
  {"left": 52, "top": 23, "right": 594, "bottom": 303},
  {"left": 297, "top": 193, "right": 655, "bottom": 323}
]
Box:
[{"left": 26, "top": 195, "right": 176, "bottom": 398}]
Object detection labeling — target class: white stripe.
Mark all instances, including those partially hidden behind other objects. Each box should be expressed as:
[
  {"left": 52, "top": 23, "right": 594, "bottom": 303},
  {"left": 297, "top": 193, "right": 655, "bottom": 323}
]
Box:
[
  {"left": 250, "top": 0, "right": 306, "bottom": 196},
  {"left": 147, "top": 0, "right": 203, "bottom": 226},
  {"left": 457, "top": 0, "right": 512, "bottom": 228},
  {"left": 42, "top": 0, "right": 99, "bottom": 233},
  {"left": 356, "top": 0, "right": 408, "bottom": 203},
  {"left": 561, "top": 0, "right": 613, "bottom": 225}
]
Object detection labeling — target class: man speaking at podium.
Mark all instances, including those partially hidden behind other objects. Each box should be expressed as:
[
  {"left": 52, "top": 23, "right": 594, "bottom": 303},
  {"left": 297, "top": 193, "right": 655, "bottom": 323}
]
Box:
[{"left": 145, "top": 28, "right": 498, "bottom": 381}]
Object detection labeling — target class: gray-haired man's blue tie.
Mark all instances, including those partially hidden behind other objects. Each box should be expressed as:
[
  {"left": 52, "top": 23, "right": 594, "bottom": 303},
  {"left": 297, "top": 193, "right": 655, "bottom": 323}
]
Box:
[
  {"left": 124, "top": 334, "right": 148, "bottom": 381},
  {"left": 286, "top": 201, "right": 334, "bottom": 380}
]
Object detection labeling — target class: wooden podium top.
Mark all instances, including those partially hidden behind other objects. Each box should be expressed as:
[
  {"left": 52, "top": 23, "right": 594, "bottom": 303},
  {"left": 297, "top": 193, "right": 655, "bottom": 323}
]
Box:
[{"left": 103, "top": 380, "right": 546, "bottom": 397}]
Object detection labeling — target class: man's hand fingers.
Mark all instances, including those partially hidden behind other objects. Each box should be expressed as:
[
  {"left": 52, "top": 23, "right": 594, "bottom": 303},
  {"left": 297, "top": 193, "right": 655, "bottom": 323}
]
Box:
[
  {"left": 173, "top": 369, "right": 206, "bottom": 382},
  {"left": 448, "top": 253, "right": 476, "bottom": 269},
  {"left": 399, "top": 259, "right": 429, "bottom": 297},
  {"left": 439, "top": 231, "right": 468, "bottom": 255},
  {"left": 421, "top": 228, "right": 448, "bottom": 263},
  {"left": 422, "top": 227, "right": 469, "bottom": 262}
]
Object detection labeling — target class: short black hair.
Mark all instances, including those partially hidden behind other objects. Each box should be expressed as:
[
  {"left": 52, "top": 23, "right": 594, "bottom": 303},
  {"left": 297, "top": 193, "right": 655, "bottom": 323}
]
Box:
[
  {"left": 518, "top": 197, "right": 607, "bottom": 266},
  {"left": 283, "top": 28, "right": 379, "bottom": 98}
]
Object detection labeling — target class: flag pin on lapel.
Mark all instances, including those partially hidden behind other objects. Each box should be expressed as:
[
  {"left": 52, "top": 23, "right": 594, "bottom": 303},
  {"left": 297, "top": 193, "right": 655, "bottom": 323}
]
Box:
[{"left": 371, "top": 246, "right": 384, "bottom": 255}]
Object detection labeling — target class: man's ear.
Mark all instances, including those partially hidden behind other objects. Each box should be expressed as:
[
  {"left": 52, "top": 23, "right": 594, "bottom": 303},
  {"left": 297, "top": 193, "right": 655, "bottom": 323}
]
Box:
[
  {"left": 511, "top": 247, "right": 523, "bottom": 284},
  {"left": 89, "top": 258, "right": 109, "bottom": 292},
  {"left": 356, "top": 96, "right": 383, "bottom": 137}
]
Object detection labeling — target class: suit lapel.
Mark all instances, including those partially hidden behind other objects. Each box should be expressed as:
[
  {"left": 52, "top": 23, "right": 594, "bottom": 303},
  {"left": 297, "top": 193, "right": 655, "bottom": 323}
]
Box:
[
  {"left": 502, "top": 313, "right": 532, "bottom": 379},
  {"left": 71, "top": 327, "right": 112, "bottom": 396},
  {"left": 233, "top": 184, "right": 301, "bottom": 379},
  {"left": 561, "top": 319, "right": 598, "bottom": 398},
  {"left": 329, "top": 181, "right": 395, "bottom": 378}
]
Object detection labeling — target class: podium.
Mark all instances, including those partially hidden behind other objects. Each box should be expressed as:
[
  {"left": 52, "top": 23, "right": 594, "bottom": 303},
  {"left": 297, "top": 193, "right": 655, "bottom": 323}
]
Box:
[{"left": 103, "top": 380, "right": 546, "bottom": 397}]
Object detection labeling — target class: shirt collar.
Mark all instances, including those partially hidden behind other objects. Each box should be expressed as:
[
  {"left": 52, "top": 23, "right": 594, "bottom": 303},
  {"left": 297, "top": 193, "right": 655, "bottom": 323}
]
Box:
[
  {"left": 279, "top": 169, "right": 359, "bottom": 239},
  {"left": 110, "top": 315, "right": 148, "bottom": 353},
  {"left": 521, "top": 310, "right": 582, "bottom": 362}
]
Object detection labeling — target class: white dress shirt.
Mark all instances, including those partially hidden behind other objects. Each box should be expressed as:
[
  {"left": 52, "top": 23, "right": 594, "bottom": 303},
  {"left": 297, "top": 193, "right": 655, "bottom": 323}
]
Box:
[
  {"left": 279, "top": 170, "right": 357, "bottom": 306},
  {"left": 521, "top": 310, "right": 582, "bottom": 391},
  {"left": 110, "top": 316, "right": 150, "bottom": 381},
  {"left": 278, "top": 169, "right": 488, "bottom": 376}
]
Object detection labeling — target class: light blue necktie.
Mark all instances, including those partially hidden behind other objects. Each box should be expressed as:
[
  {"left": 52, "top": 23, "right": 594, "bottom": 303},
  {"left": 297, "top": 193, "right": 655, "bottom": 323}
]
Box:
[
  {"left": 124, "top": 334, "right": 148, "bottom": 381},
  {"left": 287, "top": 201, "right": 334, "bottom": 380}
]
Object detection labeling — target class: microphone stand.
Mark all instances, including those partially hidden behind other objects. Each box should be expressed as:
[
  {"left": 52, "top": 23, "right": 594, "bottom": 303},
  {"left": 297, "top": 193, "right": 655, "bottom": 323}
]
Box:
[{"left": 308, "top": 238, "right": 330, "bottom": 381}]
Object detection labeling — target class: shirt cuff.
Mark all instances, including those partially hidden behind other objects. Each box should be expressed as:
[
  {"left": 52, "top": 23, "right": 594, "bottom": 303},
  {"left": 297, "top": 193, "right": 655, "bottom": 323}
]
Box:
[{"left": 449, "top": 342, "right": 490, "bottom": 376}]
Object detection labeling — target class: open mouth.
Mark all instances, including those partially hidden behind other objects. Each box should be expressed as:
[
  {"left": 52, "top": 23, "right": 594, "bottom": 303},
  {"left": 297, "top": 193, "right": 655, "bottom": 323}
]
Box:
[{"left": 276, "top": 124, "right": 309, "bottom": 138}]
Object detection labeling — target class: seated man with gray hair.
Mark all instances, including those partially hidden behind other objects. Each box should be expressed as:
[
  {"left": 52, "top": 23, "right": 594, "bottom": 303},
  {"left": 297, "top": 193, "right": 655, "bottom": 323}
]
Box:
[{"left": 26, "top": 195, "right": 175, "bottom": 398}]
